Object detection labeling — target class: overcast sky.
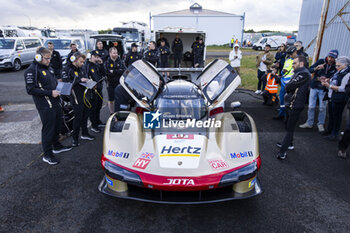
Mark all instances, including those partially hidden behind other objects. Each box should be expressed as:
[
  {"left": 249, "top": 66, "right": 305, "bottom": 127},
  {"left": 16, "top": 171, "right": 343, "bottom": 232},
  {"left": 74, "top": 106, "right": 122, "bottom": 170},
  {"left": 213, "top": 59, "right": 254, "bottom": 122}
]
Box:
[{"left": 0, "top": 0, "right": 303, "bottom": 31}]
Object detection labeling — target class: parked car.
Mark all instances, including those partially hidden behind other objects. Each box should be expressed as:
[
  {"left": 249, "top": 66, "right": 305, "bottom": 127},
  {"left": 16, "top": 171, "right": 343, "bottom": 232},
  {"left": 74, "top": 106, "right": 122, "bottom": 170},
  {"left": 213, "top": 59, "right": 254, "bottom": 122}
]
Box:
[
  {"left": 90, "top": 34, "right": 127, "bottom": 58},
  {"left": 0, "top": 37, "right": 42, "bottom": 71},
  {"left": 43, "top": 37, "right": 86, "bottom": 62},
  {"left": 252, "top": 36, "right": 287, "bottom": 51}
]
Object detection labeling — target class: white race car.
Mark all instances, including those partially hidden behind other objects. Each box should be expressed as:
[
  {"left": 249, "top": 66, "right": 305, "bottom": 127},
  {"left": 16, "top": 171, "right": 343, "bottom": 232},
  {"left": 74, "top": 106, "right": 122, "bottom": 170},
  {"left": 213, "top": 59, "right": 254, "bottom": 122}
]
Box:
[{"left": 99, "top": 59, "right": 262, "bottom": 204}]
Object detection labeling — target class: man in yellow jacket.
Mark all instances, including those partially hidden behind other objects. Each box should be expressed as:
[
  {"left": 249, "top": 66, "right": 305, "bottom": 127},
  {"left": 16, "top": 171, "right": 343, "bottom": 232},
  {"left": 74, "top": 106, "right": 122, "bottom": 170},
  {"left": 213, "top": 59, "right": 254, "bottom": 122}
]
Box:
[{"left": 255, "top": 44, "right": 274, "bottom": 94}]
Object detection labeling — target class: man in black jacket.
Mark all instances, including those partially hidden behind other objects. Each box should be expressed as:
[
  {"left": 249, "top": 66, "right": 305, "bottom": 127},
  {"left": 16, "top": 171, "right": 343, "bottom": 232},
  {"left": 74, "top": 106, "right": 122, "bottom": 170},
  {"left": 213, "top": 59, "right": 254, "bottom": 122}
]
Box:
[
  {"left": 64, "top": 52, "right": 94, "bottom": 146},
  {"left": 105, "top": 47, "right": 126, "bottom": 114},
  {"left": 277, "top": 55, "right": 311, "bottom": 160},
  {"left": 193, "top": 38, "right": 205, "bottom": 68},
  {"left": 96, "top": 40, "right": 109, "bottom": 62},
  {"left": 85, "top": 50, "right": 104, "bottom": 133},
  {"left": 172, "top": 34, "right": 183, "bottom": 67},
  {"left": 124, "top": 43, "right": 142, "bottom": 68},
  {"left": 299, "top": 50, "right": 338, "bottom": 132},
  {"left": 47, "top": 41, "right": 63, "bottom": 80},
  {"left": 144, "top": 41, "right": 159, "bottom": 67},
  {"left": 25, "top": 47, "right": 72, "bottom": 165},
  {"left": 66, "top": 43, "right": 79, "bottom": 67},
  {"left": 294, "top": 41, "right": 309, "bottom": 67}
]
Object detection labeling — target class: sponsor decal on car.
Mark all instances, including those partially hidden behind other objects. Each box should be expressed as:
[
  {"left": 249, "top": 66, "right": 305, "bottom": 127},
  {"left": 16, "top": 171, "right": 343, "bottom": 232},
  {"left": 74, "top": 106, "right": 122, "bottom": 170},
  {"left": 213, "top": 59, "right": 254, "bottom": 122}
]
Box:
[
  {"left": 160, "top": 145, "right": 201, "bottom": 157},
  {"left": 208, "top": 159, "right": 229, "bottom": 170},
  {"left": 143, "top": 110, "right": 221, "bottom": 129},
  {"left": 230, "top": 151, "right": 253, "bottom": 159},
  {"left": 133, "top": 158, "right": 151, "bottom": 169},
  {"left": 163, "top": 178, "right": 195, "bottom": 185},
  {"left": 107, "top": 150, "right": 129, "bottom": 159},
  {"left": 166, "top": 134, "right": 194, "bottom": 140},
  {"left": 249, "top": 178, "right": 256, "bottom": 188},
  {"left": 105, "top": 176, "right": 113, "bottom": 186},
  {"left": 132, "top": 152, "right": 155, "bottom": 170}
]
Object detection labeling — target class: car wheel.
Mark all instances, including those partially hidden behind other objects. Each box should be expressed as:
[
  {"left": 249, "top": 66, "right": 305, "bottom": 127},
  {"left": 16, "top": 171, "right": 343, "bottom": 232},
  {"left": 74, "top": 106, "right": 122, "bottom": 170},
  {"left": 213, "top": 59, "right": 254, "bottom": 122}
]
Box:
[
  {"left": 13, "top": 59, "right": 21, "bottom": 71},
  {"left": 258, "top": 47, "right": 262, "bottom": 51}
]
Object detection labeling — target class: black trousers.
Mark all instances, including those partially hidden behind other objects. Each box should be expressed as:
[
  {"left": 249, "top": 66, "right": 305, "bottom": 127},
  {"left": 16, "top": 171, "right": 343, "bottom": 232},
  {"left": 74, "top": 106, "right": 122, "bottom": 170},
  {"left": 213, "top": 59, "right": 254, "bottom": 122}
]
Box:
[
  {"left": 193, "top": 55, "right": 204, "bottom": 67},
  {"left": 280, "top": 107, "right": 303, "bottom": 154},
  {"left": 326, "top": 101, "right": 346, "bottom": 137},
  {"left": 38, "top": 107, "right": 62, "bottom": 157},
  {"left": 90, "top": 89, "right": 103, "bottom": 128},
  {"left": 173, "top": 52, "right": 182, "bottom": 67},
  {"left": 257, "top": 69, "right": 266, "bottom": 91},
  {"left": 72, "top": 103, "right": 90, "bottom": 140},
  {"left": 339, "top": 115, "right": 350, "bottom": 152}
]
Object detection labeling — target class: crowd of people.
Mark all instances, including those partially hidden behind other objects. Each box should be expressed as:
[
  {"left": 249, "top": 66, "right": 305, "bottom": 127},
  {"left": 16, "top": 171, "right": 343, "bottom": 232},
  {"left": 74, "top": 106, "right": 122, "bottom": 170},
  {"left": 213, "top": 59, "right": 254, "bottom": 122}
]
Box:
[
  {"left": 24, "top": 35, "right": 206, "bottom": 165},
  {"left": 254, "top": 41, "right": 350, "bottom": 160}
]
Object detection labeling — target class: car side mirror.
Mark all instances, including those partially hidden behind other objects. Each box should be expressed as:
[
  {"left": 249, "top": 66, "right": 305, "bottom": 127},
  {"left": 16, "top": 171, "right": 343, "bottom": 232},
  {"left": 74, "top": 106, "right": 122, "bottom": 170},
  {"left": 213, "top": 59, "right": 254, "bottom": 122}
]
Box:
[
  {"left": 231, "top": 101, "right": 241, "bottom": 109},
  {"left": 16, "top": 46, "right": 24, "bottom": 50}
]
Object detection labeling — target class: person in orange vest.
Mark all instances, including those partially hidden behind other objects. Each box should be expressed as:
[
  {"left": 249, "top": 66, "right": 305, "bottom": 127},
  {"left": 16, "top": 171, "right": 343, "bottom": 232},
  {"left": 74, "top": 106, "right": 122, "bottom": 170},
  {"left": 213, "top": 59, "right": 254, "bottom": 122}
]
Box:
[{"left": 262, "top": 65, "right": 279, "bottom": 106}]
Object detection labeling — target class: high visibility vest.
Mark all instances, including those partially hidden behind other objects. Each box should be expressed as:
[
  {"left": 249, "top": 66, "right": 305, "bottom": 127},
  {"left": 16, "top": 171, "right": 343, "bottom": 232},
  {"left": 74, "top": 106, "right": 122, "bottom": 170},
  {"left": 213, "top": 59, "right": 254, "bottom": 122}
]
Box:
[
  {"left": 231, "top": 38, "right": 234, "bottom": 44},
  {"left": 265, "top": 73, "right": 278, "bottom": 93},
  {"left": 281, "top": 58, "right": 294, "bottom": 86}
]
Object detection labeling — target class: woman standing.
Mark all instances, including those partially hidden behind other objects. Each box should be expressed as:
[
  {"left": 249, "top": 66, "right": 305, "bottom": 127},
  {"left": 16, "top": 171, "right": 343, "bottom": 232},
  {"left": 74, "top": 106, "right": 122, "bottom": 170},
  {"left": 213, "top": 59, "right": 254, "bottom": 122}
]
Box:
[
  {"left": 229, "top": 44, "right": 242, "bottom": 75},
  {"left": 322, "top": 56, "right": 350, "bottom": 140}
]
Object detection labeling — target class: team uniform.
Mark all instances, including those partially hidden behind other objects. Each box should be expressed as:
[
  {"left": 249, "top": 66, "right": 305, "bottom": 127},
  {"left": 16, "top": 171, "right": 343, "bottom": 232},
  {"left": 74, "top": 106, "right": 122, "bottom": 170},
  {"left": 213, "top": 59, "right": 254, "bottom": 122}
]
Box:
[
  {"left": 172, "top": 38, "right": 183, "bottom": 67},
  {"left": 105, "top": 56, "right": 126, "bottom": 102},
  {"left": 158, "top": 45, "right": 170, "bottom": 68},
  {"left": 144, "top": 49, "right": 160, "bottom": 67},
  {"left": 124, "top": 51, "right": 142, "bottom": 67}
]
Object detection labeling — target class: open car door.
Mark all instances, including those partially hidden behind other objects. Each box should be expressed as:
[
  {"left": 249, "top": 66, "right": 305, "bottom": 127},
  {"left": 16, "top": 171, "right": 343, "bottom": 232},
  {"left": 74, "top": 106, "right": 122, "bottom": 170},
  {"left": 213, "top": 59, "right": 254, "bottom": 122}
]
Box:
[
  {"left": 198, "top": 59, "right": 241, "bottom": 108},
  {"left": 120, "top": 60, "right": 161, "bottom": 110}
]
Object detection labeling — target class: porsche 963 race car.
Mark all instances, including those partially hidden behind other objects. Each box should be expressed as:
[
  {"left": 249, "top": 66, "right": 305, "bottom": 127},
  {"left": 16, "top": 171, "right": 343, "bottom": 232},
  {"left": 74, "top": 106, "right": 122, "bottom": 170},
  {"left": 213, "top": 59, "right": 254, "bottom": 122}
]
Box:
[{"left": 99, "top": 59, "right": 262, "bottom": 204}]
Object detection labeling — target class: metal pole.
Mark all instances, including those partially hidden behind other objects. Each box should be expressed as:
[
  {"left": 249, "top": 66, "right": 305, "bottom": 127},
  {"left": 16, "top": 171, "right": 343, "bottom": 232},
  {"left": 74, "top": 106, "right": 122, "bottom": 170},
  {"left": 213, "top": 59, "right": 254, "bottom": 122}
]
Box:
[
  {"left": 312, "top": 0, "right": 330, "bottom": 64},
  {"left": 241, "top": 12, "right": 245, "bottom": 46}
]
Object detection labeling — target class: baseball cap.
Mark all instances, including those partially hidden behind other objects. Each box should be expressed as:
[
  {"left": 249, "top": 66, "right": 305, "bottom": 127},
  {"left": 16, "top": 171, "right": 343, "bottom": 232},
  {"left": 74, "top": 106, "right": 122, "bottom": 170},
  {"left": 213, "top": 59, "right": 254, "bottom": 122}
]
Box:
[{"left": 90, "top": 50, "right": 101, "bottom": 57}]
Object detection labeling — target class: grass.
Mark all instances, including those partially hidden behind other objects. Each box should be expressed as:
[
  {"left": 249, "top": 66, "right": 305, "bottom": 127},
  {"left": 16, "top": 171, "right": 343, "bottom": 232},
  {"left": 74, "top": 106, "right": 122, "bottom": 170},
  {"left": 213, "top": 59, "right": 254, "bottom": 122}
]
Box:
[
  {"left": 206, "top": 46, "right": 253, "bottom": 53},
  {"left": 206, "top": 54, "right": 258, "bottom": 90}
]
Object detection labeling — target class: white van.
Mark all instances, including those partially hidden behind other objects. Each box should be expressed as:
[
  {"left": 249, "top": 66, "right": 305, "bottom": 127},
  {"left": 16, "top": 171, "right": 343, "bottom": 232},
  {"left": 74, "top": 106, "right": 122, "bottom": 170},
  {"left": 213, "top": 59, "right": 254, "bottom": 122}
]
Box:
[
  {"left": 0, "top": 37, "right": 43, "bottom": 71},
  {"left": 252, "top": 36, "right": 287, "bottom": 51}
]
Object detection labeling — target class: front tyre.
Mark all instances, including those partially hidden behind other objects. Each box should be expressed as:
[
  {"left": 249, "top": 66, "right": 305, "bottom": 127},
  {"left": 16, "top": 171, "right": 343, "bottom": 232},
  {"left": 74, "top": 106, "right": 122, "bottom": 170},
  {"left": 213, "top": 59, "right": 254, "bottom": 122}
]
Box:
[{"left": 13, "top": 59, "right": 21, "bottom": 71}]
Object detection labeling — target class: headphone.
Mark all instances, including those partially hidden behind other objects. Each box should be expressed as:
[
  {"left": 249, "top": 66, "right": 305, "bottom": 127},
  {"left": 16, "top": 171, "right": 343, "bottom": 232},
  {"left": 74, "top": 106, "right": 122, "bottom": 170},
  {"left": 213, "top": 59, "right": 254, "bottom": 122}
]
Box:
[
  {"left": 35, "top": 47, "right": 46, "bottom": 62},
  {"left": 70, "top": 52, "right": 81, "bottom": 63}
]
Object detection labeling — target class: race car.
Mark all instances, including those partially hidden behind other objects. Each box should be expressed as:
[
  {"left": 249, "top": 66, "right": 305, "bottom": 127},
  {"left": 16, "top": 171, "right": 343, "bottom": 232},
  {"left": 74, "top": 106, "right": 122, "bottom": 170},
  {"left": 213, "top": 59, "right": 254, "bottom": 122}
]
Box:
[{"left": 98, "top": 59, "right": 262, "bottom": 204}]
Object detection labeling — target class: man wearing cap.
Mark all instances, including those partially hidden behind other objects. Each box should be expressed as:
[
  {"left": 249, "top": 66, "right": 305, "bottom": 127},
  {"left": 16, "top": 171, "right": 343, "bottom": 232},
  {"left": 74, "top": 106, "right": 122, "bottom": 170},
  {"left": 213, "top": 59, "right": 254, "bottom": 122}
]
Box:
[
  {"left": 84, "top": 50, "right": 105, "bottom": 133},
  {"left": 299, "top": 49, "right": 338, "bottom": 132},
  {"left": 124, "top": 43, "right": 142, "bottom": 68}
]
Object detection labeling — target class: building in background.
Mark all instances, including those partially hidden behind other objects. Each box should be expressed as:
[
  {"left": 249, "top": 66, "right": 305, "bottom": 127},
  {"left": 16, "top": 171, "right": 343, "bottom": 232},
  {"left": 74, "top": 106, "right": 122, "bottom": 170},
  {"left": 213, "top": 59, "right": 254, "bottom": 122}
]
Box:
[
  {"left": 152, "top": 3, "right": 244, "bottom": 45},
  {"left": 297, "top": 0, "right": 350, "bottom": 58}
]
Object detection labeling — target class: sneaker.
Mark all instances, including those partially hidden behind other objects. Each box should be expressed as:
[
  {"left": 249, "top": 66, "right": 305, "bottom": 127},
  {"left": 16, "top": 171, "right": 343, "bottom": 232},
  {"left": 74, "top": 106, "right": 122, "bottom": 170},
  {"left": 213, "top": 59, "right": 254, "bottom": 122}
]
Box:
[
  {"left": 337, "top": 150, "right": 347, "bottom": 159},
  {"left": 276, "top": 142, "right": 294, "bottom": 150},
  {"left": 53, "top": 144, "right": 73, "bottom": 154},
  {"left": 72, "top": 139, "right": 80, "bottom": 147},
  {"left": 81, "top": 134, "right": 95, "bottom": 141},
  {"left": 317, "top": 124, "right": 325, "bottom": 132},
  {"left": 255, "top": 90, "right": 261, "bottom": 94},
  {"left": 43, "top": 155, "right": 59, "bottom": 165},
  {"left": 277, "top": 152, "right": 287, "bottom": 160},
  {"left": 91, "top": 127, "right": 101, "bottom": 133},
  {"left": 299, "top": 122, "right": 312, "bottom": 129}
]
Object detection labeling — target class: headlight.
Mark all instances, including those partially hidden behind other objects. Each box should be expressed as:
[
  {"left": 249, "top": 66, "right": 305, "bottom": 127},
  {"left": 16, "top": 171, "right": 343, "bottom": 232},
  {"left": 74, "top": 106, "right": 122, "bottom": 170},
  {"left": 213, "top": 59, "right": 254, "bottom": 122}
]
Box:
[
  {"left": 104, "top": 160, "right": 143, "bottom": 187},
  {"left": 219, "top": 160, "right": 259, "bottom": 187},
  {"left": 0, "top": 55, "right": 10, "bottom": 59}
]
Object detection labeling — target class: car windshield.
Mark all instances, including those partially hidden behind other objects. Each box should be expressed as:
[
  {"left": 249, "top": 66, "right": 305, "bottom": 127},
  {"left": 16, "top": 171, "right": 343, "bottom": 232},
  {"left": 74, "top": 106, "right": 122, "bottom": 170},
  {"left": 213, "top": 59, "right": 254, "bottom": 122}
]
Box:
[
  {"left": 0, "top": 39, "right": 15, "bottom": 49},
  {"left": 156, "top": 97, "right": 207, "bottom": 120},
  {"left": 44, "top": 39, "right": 72, "bottom": 49},
  {"left": 113, "top": 31, "right": 138, "bottom": 42}
]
